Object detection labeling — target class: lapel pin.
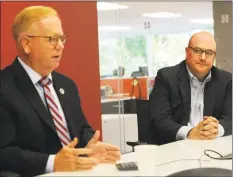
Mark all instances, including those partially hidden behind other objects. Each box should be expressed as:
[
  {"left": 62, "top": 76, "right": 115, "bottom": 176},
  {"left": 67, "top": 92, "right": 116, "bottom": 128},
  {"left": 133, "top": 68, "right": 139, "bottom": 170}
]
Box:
[{"left": 59, "top": 88, "right": 65, "bottom": 95}]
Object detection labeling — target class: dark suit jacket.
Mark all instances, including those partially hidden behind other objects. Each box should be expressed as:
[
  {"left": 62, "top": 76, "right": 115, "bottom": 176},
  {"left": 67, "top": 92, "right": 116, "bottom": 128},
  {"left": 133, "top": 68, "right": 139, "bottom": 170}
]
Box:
[
  {"left": 0, "top": 59, "right": 95, "bottom": 176},
  {"left": 149, "top": 60, "right": 232, "bottom": 145}
]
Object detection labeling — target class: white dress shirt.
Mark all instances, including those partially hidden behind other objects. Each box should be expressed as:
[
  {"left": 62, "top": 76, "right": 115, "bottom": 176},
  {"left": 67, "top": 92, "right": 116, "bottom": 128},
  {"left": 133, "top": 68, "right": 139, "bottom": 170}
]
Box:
[
  {"left": 18, "top": 57, "right": 71, "bottom": 173},
  {"left": 176, "top": 66, "right": 224, "bottom": 140}
]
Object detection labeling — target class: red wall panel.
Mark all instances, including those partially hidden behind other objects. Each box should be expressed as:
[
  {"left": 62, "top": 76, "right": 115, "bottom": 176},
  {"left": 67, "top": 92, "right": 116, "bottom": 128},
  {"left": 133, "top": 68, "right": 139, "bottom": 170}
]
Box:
[{"left": 1, "top": 2, "right": 102, "bottom": 137}]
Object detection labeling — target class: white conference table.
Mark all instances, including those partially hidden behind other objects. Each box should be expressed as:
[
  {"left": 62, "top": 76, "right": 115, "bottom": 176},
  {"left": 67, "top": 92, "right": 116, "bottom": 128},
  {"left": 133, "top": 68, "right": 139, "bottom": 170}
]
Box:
[{"left": 41, "top": 135, "right": 232, "bottom": 176}]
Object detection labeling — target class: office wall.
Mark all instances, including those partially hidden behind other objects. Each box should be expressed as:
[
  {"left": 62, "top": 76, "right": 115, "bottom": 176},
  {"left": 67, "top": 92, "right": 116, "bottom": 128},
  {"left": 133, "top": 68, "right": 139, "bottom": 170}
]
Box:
[
  {"left": 213, "top": 1, "right": 232, "bottom": 73},
  {"left": 0, "top": 2, "right": 102, "bottom": 136}
]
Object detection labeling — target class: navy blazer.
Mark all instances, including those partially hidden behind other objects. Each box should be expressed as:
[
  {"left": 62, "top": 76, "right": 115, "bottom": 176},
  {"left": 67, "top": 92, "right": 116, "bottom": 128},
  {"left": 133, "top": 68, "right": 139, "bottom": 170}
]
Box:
[
  {"left": 0, "top": 59, "right": 95, "bottom": 176},
  {"left": 149, "top": 60, "right": 232, "bottom": 145}
]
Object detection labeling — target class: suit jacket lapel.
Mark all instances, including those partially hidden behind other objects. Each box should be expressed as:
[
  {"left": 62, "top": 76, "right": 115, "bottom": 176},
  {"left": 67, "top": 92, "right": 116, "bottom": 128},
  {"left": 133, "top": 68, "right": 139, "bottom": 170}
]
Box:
[
  {"left": 52, "top": 73, "right": 75, "bottom": 139},
  {"left": 12, "top": 59, "right": 57, "bottom": 134},
  {"left": 178, "top": 61, "right": 217, "bottom": 122},
  {"left": 178, "top": 61, "right": 191, "bottom": 125},
  {"left": 204, "top": 68, "right": 217, "bottom": 116}
]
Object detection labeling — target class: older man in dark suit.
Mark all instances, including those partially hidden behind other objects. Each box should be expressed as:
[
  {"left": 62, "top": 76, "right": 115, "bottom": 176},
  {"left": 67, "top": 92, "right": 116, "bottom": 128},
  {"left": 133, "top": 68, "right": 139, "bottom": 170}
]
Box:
[
  {"left": 149, "top": 31, "right": 232, "bottom": 145},
  {"left": 0, "top": 6, "right": 120, "bottom": 177}
]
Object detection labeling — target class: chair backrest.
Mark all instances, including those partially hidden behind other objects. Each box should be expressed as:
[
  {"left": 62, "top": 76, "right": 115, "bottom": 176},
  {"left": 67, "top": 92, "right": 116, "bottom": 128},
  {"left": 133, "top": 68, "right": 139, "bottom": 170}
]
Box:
[{"left": 136, "top": 99, "right": 153, "bottom": 144}]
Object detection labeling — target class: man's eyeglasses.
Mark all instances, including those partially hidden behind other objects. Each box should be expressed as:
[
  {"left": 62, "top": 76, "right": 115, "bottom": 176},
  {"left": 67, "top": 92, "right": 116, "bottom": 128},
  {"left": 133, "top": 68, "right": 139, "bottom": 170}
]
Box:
[
  {"left": 204, "top": 150, "right": 232, "bottom": 160},
  {"left": 188, "top": 46, "right": 216, "bottom": 58},
  {"left": 27, "top": 34, "right": 67, "bottom": 46}
]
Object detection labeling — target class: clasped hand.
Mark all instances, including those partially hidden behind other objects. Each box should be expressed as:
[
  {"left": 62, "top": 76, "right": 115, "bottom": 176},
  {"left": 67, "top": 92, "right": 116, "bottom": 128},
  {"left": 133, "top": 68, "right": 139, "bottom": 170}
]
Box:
[{"left": 188, "top": 116, "right": 219, "bottom": 140}]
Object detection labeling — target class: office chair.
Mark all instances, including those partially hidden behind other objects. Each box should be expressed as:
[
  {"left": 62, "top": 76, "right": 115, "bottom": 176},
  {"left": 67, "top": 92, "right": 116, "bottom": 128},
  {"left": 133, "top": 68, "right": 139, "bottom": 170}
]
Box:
[
  {"left": 167, "top": 168, "right": 232, "bottom": 176},
  {"left": 126, "top": 99, "right": 154, "bottom": 152}
]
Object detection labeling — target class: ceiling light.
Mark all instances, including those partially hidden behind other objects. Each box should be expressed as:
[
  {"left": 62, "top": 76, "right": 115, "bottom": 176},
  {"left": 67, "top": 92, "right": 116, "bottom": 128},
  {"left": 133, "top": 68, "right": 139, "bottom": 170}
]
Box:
[
  {"left": 97, "top": 2, "right": 129, "bottom": 11},
  {"left": 190, "top": 18, "right": 214, "bottom": 24},
  {"left": 142, "top": 12, "right": 181, "bottom": 18},
  {"left": 98, "top": 26, "right": 131, "bottom": 31}
]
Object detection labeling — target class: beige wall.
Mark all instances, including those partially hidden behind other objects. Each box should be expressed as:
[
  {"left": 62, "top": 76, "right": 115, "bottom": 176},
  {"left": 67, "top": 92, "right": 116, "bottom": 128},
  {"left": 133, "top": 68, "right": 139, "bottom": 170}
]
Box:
[{"left": 213, "top": 1, "right": 232, "bottom": 73}]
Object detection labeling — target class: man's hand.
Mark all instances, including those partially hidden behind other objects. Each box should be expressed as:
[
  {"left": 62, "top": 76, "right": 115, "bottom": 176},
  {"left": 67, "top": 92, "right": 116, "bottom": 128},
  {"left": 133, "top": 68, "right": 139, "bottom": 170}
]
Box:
[
  {"left": 188, "top": 116, "right": 219, "bottom": 140},
  {"left": 86, "top": 130, "right": 121, "bottom": 163},
  {"left": 200, "top": 116, "right": 219, "bottom": 139},
  {"left": 54, "top": 138, "right": 98, "bottom": 172},
  {"left": 187, "top": 121, "right": 203, "bottom": 139}
]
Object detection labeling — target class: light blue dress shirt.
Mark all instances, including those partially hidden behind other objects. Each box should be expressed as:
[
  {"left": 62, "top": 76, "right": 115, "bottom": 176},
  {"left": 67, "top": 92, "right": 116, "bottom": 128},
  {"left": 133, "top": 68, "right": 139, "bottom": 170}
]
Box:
[
  {"left": 18, "top": 57, "right": 71, "bottom": 173},
  {"left": 176, "top": 66, "right": 225, "bottom": 140}
]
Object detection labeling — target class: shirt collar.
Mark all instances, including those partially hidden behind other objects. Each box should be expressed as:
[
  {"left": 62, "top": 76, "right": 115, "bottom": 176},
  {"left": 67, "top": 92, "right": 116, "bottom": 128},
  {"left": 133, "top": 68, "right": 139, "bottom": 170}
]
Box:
[
  {"left": 186, "top": 65, "right": 211, "bottom": 83},
  {"left": 17, "top": 57, "right": 53, "bottom": 85}
]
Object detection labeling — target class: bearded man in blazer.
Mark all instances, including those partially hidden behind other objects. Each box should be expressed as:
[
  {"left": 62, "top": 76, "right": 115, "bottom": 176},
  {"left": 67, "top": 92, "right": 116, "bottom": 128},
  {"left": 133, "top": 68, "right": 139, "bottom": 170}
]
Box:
[
  {"left": 149, "top": 31, "right": 232, "bottom": 145},
  {"left": 0, "top": 6, "right": 120, "bottom": 177}
]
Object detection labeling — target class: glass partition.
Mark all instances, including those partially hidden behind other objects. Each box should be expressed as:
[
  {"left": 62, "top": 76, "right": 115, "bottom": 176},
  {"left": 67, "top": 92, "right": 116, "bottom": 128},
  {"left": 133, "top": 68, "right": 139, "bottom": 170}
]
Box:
[{"left": 98, "top": 1, "right": 214, "bottom": 153}]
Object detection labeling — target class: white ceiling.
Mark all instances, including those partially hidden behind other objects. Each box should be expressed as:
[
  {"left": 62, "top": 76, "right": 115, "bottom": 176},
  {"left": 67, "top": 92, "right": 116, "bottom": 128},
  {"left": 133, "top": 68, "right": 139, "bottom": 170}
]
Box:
[{"left": 97, "top": 2, "right": 214, "bottom": 38}]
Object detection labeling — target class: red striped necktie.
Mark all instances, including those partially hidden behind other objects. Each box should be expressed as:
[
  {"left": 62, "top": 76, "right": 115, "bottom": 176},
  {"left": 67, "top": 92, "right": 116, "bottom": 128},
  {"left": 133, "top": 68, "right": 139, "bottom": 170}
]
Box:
[{"left": 39, "top": 77, "right": 71, "bottom": 146}]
